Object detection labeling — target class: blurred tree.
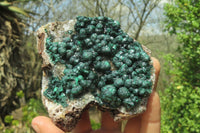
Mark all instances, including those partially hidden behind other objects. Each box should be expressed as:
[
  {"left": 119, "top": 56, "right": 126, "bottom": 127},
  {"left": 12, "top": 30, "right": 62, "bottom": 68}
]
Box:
[
  {"left": 21, "top": 0, "right": 79, "bottom": 33},
  {"left": 81, "top": 0, "right": 161, "bottom": 40},
  {"left": 22, "top": 36, "right": 42, "bottom": 101},
  {"left": 0, "top": 0, "right": 31, "bottom": 123},
  {"left": 22, "top": 0, "right": 160, "bottom": 40},
  {"left": 161, "top": 0, "right": 200, "bottom": 132}
]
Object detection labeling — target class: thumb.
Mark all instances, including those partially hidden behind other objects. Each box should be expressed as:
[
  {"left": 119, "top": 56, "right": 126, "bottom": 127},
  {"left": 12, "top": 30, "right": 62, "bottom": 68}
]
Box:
[{"left": 32, "top": 116, "right": 64, "bottom": 133}]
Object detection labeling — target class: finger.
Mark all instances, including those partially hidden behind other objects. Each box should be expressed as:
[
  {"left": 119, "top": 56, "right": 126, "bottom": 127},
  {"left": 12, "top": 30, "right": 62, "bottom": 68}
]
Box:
[
  {"left": 140, "top": 92, "right": 161, "bottom": 133},
  {"left": 32, "top": 116, "right": 64, "bottom": 133},
  {"left": 151, "top": 57, "right": 161, "bottom": 90},
  {"left": 72, "top": 110, "right": 92, "bottom": 133},
  {"left": 101, "top": 111, "right": 121, "bottom": 132}
]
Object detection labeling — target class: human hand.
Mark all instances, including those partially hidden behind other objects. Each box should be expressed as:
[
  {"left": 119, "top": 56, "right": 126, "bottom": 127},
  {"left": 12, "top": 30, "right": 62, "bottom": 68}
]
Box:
[{"left": 32, "top": 57, "right": 160, "bottom": 133}]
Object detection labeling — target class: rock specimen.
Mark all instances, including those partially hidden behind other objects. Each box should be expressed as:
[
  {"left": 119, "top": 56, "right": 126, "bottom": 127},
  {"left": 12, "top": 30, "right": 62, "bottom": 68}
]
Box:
[{"left": 37, "top": 16, "right": 155, "bottom": 132}]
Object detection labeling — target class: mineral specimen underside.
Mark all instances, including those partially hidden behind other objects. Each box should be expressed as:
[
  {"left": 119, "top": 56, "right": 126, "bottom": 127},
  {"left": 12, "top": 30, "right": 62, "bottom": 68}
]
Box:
[{"left": 37, "top": 16, "right": 155, "bottom": 132}]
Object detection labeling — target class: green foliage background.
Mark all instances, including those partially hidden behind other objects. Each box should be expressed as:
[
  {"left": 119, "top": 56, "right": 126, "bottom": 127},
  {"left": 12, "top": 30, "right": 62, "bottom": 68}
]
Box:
[{"left": 161, "top": 0, "right": 200, "bottom": 132}]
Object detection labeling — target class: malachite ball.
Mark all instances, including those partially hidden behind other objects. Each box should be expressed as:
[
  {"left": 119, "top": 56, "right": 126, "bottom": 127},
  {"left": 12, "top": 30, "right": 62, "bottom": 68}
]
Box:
[
  {"left": 114, "top": 78, "right": 124, "bottom": 87},
  {"left": 118, "top": 87, "right": 130, "bottom": 99},
  {"left": 100, "top": 85, "right": 117, "bottom": 102}
]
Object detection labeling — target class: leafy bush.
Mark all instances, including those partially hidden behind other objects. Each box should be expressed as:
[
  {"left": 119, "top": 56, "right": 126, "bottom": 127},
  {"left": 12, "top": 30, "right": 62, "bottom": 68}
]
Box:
[
  {"left": 1, "top": 98, "right": 46, "bottom": 133},
  {"left": 161, "top": 73, "right": 200, "bottom": 132},
  {"left": 161, "top": 0, "right": 200, "bottom": 132},
  {"left": 22, "top": 98, "right": 47, "bottom": 127}
]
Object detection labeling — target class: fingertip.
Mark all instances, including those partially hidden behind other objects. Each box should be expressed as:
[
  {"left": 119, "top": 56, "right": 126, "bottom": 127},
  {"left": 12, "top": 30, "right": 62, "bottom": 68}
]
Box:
[
  {"left": 32, "top": 116, "right": 39, "bottom": 126},
  {"left": 32, "top": 116, "right": 63, "bottom": 133},
  {"left": 32, "top": 116, "right": 49, "bottom": 125},
  {"left": 32, "top": 116, "right": 51, "bottom": 131},
  {"left": 32, "top": 116, "right": 42, "bottom": 133}
]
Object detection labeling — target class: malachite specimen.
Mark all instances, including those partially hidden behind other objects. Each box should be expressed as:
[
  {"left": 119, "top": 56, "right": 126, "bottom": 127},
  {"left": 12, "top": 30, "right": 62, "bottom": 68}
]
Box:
[{"left": 43, "top": 16, "right": 153, "bottom": 110}]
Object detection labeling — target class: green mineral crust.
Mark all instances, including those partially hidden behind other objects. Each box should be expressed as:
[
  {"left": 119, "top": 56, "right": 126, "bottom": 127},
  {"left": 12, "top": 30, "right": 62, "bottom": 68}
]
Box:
[{"left": 43, "top": 16, "right": 153, "bottom": 110}]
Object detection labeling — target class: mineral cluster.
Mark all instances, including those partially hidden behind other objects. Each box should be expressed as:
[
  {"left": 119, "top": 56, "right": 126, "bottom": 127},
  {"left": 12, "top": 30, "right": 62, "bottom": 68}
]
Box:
[
  {"left": 37, "top": 16, "right": 155, "bottom": 132},
  {"left": 43, "top": 16, "right": 153, "bottom": 111}
]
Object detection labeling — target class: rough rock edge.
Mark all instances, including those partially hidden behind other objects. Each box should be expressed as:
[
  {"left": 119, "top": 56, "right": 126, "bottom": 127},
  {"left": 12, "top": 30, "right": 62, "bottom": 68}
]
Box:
[{"left": 37, "top": 20, "right": 155, "bottom": 132}]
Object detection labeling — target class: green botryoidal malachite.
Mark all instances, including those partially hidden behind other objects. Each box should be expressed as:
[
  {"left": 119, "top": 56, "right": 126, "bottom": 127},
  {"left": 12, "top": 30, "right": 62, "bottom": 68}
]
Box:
[{"left": 43, "top": 16, "right": 153, "bottom": 110}]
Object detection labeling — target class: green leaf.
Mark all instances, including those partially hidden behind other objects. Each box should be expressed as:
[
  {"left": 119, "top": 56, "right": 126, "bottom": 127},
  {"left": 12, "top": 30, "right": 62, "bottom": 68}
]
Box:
[
  {"left": 0, "top": 1, "right": 11, "bottom": 6},
  {"left": 8, "top": 6, "right": 30, "bottom": 17},
  {"left": 11, "top": 120, "right": 19, "bottom": 126},
  {"left": 192, "top": 21, "right": 199, "bottom": 28},
  {"left": 4, "top": 115, "right": 13, "bottom": 124},
  {"left": 16, "top": 90, "right": 24, "bottom": 98}
]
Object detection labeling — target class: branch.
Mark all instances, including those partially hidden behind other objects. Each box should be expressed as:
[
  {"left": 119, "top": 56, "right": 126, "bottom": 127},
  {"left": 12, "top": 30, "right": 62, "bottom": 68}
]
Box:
[{"left": 135, "top": 0, "right": 160, "bottom": 39}]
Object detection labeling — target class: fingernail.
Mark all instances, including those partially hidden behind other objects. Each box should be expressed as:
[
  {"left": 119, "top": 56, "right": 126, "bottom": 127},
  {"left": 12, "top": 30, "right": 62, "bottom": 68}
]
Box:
[{"left": 32, "top": 124, "right": 40, "bottom": 133}]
